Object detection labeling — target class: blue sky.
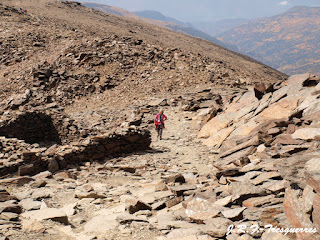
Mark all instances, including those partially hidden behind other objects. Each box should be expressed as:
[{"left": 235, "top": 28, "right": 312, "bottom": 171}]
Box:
[{"left": 82, "top": 0, "right": 320, "bottom": 21}]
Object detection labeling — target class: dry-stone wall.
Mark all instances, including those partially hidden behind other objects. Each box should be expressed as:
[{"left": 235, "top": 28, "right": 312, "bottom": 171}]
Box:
[{"left": 0, "top": 108, "right": 151, "bottom": 178}]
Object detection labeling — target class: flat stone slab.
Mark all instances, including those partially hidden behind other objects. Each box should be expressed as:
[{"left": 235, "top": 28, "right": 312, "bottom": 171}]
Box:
[
  {"left": 0, "top": 212, "right": 19, "bottom": 221},
  {"left": 305, "top": 158, "right": 320, "bottom": 172},
  {"left": 115, "top": 213, "right": 147, "bottom": 224},
  {"left": 185, "top": 196, "right": 221, "bottom": 223},
  {"left": 166, "top": 196, "right": 183, "bottom": 208},
  {"left": 213, "top": 196, "right": 232, "bottom": 207},
  {"left": 203, "top": 217, "right": 233, "bottom": 238},
  {"left": 262, "top": 180, "right": 288, "bottom": 192},
  {"left": 221, "top": 207, "right": 246, "bottom": 219},
  {"left": 305, "top": 171, "right": 320, "bottom": 194},
  {"left": 0, "top": 177, "right": 33, "bottom": 186},
  {"left": 250, "top": 172, "right": 281, "bottom": 185},
  {"left": 19, "top": 198, "right": 42, "bottom": 211},
  {"left": 21, "top": 208, "right": 68, "bottom": 224},
  {"left": 170, "top": 185, "right": 197, "bottom": 195},
  {"left": 229, "top": 181, "right": 266, "bottom": 201},
  {"left": 84, "top": 215, "right": 119, "bottom": 234},
  {"left": 139, "top": 190, "right": 173, "bottom": 204},
  {"left": 292, "top": 128, "right": 320, "bottom": 140},
  {"left": 0, "top": 202, "right": 22, "bottom": 214},
  {"left": 0, "top": 190, "right": 17, "bottom": 202},
  {"left": 243, "top": 195, "right": 283, "bottom": 208},
  {"left": 22, "top": 220, "right": 46, "bottom": 233},
  {"left": 75, "top": 191, "right": 107, "bottom": 199}
]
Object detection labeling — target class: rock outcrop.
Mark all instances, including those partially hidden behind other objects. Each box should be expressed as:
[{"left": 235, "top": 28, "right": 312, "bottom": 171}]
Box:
[
  {"left": 195, "top": 73, "right": 320, "bottom": 239},
  {"left": 199, "top": 73, "right": 320, "bottom": 169}
]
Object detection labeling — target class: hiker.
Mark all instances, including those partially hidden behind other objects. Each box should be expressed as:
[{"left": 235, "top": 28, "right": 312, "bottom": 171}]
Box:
[{"left": 154, "top": 110, "right": 167, "bottom": 140}]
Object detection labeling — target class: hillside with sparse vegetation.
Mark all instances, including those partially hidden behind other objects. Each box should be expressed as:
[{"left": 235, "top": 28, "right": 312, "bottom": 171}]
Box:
[{"left": 218, "top": 6, "right": 320, "bottom": 75}]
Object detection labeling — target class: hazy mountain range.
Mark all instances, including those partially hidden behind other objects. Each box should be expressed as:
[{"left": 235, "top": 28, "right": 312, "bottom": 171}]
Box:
[
  {"left": 83, "top": 2, "right": 320, "bottom": 75},
  {"left": 79, "top": 0, "right": 320, "bottom": 22},
  {"left": 133, "top": 10, "right": 193, "bottom": 28},
  {"left": 218, "top": 6, "right": 320, "bottom": 75},
  {"left": 192, "top": 18, "right": 248, "bottom": 36},
  {"left": 83, "top": 3, "right": 238, "bottom": 51}
]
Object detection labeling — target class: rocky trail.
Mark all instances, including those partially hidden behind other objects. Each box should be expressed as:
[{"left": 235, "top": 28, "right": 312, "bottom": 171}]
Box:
[
  {"left": 150, "top": 108, "right": 215, "bottom": 175},
  {"left": 2, "top": 74, "right": 320, "bottom": 240},
  {"left": 0, "top": 106, "right": 218, "bottom": 240}
]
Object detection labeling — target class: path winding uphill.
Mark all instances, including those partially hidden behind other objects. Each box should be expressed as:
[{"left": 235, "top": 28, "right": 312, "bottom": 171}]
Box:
[
  {"left": 150, "top": 108, "right": 216, "bottom": 176},
  {"left": 1, "top": 106, "right": 217, "bottom": 240}
]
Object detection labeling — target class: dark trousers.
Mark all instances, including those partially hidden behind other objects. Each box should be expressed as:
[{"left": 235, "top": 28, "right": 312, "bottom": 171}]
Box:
[{"left": 156, "top": 124, "right": 164, "bottom": 139}]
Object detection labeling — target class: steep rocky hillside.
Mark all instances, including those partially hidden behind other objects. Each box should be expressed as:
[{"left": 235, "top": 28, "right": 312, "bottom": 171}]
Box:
[
  {"left": 218, "top": 6, "right": 320, "bottom": 75},
  {"left": 82, "top": 2, "right": 238, "bottom": 51},
  {"left": 0, "top": 0, "right": 286, "bottom": 111}
]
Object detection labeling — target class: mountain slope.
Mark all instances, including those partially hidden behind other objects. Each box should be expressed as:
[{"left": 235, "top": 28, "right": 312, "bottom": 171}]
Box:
[
  {"left": 218, "top": 6, "right": 320, "bottom": 75},
  {"left": 82, "top": 3, "right": 238, "bottom": 51},
  {"left": 0, "top": 0, "right": 286, "bottom": 114}
]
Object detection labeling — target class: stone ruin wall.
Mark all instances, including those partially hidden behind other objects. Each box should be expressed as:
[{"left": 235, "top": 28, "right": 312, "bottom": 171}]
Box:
[{"left": 0, "top": 110, "right": 151, "bottom": 177}]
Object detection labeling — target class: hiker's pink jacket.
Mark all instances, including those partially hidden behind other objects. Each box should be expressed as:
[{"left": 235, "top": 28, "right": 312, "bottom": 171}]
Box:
[{"left": 154, "top": 114, "right": 167, "bottom": 128}]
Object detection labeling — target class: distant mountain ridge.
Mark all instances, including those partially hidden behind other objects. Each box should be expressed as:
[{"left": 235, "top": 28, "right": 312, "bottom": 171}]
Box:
[
  {"left": 82, "top": 2, "right": 135, "bottom": 17},
  {"left": 192, "top": 18, "right": 248, "bottom": 36},
  {"left": 82, "top": 2, "right": 238, "bottom": 51},
  {"left": 218, "top": 6, "right": 320, "bottom": 75},
  {"left": 133, "top": 10, "right": 193, "bottom": 28}
]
